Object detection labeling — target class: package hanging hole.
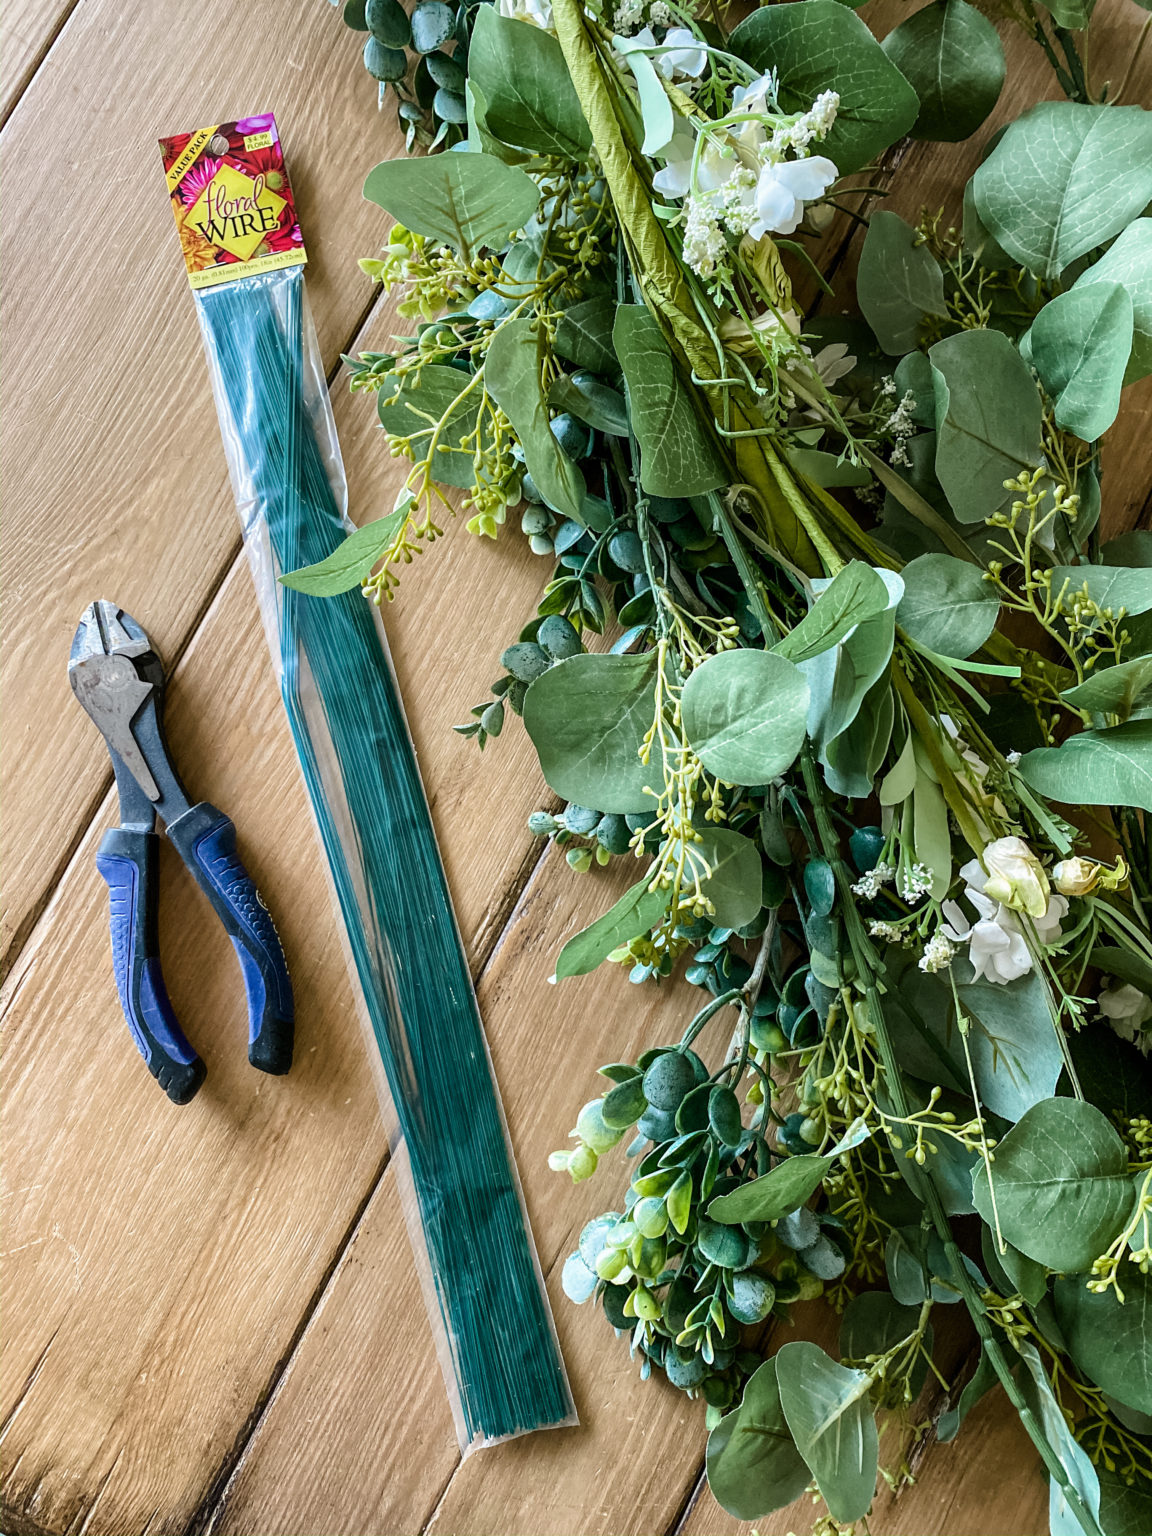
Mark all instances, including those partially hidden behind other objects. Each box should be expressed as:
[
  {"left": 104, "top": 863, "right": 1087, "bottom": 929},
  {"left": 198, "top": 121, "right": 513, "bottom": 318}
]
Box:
[{"left": 159, "top": 115, "right": 574, "bottom": 1450}]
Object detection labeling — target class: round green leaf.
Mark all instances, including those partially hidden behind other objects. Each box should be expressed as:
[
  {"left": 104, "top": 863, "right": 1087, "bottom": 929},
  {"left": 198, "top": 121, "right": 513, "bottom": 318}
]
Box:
[
  {"left": 1074, "top": 219, "right": 1152, "bottom": 385},
  {"left": 1053, "top": 1268, "right": 1152, "bottom": 1415},
  {"left": 709, "top": 1085, "right": 744, "bottom": 1148},
  {"left": 727, "top": 1271, "right": 776, "bottom": 1324},
  {"left": 856, "top": 211, "right": 949, "bottom": 355},
  {"left": 897, "top": 552, "right": 1000, "bottom": 658},
  {"left": 601, "top": 1075, "right": 648, "bottom": 1130},
  {"left": 1028, "top": 282, "right": 1134, "bottom": 442},
  {"left": 881, "top": 0, "right": 1005, "bottom": 142},
  {"left": 697, "top": 1217, "right": 750, "bottom": 1269},
  {"left": 929, "top": 328, "right": 1043, "bottom": 523},
  {"left": 729, "top": 0, "right": 920, "bottom": 174},
  {"left": 366, "top": 0, "right": 410, "bottom": 46},
  {"left": 561, "top": 1250, "right": 599, "bottom": 1303},
  {"left": 971, "top": 1098, "right": 1135, "bottom": 1273},
  {"left": 706, "top": 1360, "right": 811, "bottom": 1521},
  {"left": 523, "top": 652, "right": 660, "bottom": 814},
  {"left": 363, "top": 153, "right": 540, "bottom": 261},
  {"left": 686, "top": 826, "right": 765, "bottom": 930},
  {"left": 972, "top": 102, "right": 1152, "bottom": 278},
  {"left": 681, "top": 650, "right": 809, "bottom": 786}
]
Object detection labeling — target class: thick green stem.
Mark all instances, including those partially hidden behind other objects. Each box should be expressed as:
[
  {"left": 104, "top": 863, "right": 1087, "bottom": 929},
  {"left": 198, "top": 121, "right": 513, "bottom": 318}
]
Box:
[
  {"left": 548, "top": 0, "right": 821, "bottom": 574},
  {"left": 799, "top": 746, "right": 1103, "bottom": 1536}
]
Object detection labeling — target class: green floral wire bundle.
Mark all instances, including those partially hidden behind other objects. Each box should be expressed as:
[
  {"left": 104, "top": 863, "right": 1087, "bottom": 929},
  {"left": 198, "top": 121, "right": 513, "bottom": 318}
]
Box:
[{"left": 299, "top": 0, "right": 1152, "bottom": 1528}]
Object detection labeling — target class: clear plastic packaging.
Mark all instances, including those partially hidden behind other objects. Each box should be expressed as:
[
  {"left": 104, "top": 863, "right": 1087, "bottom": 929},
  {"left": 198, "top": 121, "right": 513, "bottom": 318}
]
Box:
[{"left": 162, "top": 119, "right": 574, "bottom": 1452}]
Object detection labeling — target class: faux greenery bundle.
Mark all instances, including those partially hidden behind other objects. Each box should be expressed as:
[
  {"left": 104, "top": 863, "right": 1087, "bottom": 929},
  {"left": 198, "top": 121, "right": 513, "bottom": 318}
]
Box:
[{"left": 302, "top": 0, "right": 1152, "bottom": 1528}]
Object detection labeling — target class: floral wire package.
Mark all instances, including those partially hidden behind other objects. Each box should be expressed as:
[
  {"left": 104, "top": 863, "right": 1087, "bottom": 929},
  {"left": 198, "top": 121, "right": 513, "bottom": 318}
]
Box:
[{"left": 159, "top": 115, "right": 574, "bottom": 1451}]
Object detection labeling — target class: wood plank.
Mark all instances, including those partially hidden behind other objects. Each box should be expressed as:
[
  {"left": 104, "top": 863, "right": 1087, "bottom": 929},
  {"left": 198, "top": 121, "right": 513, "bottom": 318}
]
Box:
[
  {"left": 0, "top": 329, "right": 555, "bottom": 1536},
  {"left": 205, "top": 848, "right": 718, "bottom": 1536},
  {"left": 0, "top": 0, "right": 71, "bottom": 125},
  {"left": 0, "top": 0, "right": 398, "bottom": 977}
]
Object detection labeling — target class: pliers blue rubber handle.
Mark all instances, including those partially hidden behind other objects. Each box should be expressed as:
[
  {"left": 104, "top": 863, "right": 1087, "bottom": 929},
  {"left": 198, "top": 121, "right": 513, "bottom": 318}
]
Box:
[{"left": 69, "top": 601, "right": 294, "bottom": 1104}]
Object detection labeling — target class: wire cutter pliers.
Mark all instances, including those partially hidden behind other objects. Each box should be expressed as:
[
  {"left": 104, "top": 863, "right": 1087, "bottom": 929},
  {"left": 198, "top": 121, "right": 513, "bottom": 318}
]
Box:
[{"left": 69, "top": 601, "right": 294, "bottom": 1104}]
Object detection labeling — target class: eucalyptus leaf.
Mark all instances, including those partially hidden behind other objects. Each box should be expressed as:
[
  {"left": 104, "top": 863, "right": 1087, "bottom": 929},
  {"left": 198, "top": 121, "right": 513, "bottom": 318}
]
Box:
[
  {"left": 880, "top": 0, "right": 1005, "bottom": 142},
  {"left": 681, "top": 649, "right": 811, "bottom": 786},
  {"left": 1049, "top": 563, "right": 1152, "bottom": 617},
  {"left": 377, "top": 364, "right": 485, "bottom": 488},
  {"left": 555, "top": 297, "right": 618, "bottom": 373},
  {"left": 903, "top": 961, "right": 1063, "bottom": 1122},
  {"left": 1018, "top": 721, "right": 1152, "bottom": 813},
  {"left": 971, "top": 1098, "right": 1135, "bottom": 1273},
  {"left": 1098, "top": 1462, "right": 1152, "bottom": 1536},
  {"left": 687, "top": 827, "right": 765, "bottom": 930},
  {"left": 971, "top": 102, "right": 1152, "bottom": 278},
  {"left": 613, "top": 306, "right": 726, "bottom": 497},
  {"left": 522, "top": 652, "right": 660, "bottom": 812},
  {"left": 775, "top": 1341, "right": 879, "bottom": 1524},
  {"left": 706, "top": 1360, "right": 811, "bottom": 1521},
  {"left": 547, "top": 374, "right": 629, "bottom": 436},
  {"left": 1028, "top": 283, "right": 1134, "bottom": 442},
  {"left": 937, "top": 1348, "right": 998, "bottom": 1442},
  {"left": 857, "top": 211, "right": 948, "bottom": 355},
  {"left": 1061, "top": 657, "right": 1152, "bottom": 722},
  {"left": 555, "top": 875, "right": 669, "bottom": 979},
  {"left": 774, "top": 560, "right": 892, "bottom": 665},
  {"left": 729, "top": 0, "right": 920, "bottom": 175},
  {"left": 709, "top": 1152, "right": 835, "bottom": 1224},
  {"left": 468, "top": 6, "right": 591, "bottom": 158},
  {"left": 1074, "top": 219, "right": 1152, "bottom": 384},
  {"left": 801, "top": 569, "right": 903, "bottom": 754},
  {"left": 280, "top": 503, "right": 408, "bottom": 594},
  {"left": 363, "top": 153, "right": 539, "bottom": 260},
  {"left": 929, "top": 328, "right": 1044, "bottom": 523},
  {"left": 1053, "top": 1269, "right": 1152, "bottom": 1414},
  {"left": 897, "top": 552, "right": 999, "bottom": 658},
  {"left": 1013, "top": 1341, "right": 1103, "bottom": 1536},
  {"left": 485, "top": 317, "right": 586, "bottom": 520}
]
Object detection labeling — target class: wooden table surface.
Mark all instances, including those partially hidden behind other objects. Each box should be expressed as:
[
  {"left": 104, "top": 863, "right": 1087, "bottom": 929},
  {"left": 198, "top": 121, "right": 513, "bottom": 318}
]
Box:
[{"left": 2, "top": 3, "right": 1149, "bottom": 1533}]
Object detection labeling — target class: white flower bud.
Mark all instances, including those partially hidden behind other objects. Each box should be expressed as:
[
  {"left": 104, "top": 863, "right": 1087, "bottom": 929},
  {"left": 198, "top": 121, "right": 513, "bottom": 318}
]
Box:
[{"left": 980, "top": 836, "right": 1050, "bottom": 920}]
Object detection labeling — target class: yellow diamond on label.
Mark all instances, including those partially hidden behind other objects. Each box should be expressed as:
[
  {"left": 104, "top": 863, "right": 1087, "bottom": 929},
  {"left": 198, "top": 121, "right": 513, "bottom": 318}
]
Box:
[{"left": 186, "top": 162, "right": 286, "bottom": 262}]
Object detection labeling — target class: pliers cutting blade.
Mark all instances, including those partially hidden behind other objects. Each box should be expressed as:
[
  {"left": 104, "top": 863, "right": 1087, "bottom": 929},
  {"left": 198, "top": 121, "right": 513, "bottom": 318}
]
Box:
[{"left": 69, "top": 601, "right": 294, "bottom": 1104}]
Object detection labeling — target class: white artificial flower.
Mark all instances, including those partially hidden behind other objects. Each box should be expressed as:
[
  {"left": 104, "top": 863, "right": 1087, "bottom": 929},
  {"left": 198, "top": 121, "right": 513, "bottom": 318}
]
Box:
[
  {"left": 682, "top": 197, "right": 727, "bottom": 277},
  {"left": 498, "top": 0, "right": 554, "bottom": 28},
  {"left": 977, "top": 836, "right": 1050, "bottom": 920},
  {"left": 732, "top": 70, "right": 777, "bottom": 116},
  {"left": 811, "top": 342, "right": 856, "bottom": 388},
  {"left": 1100, "top": 982, "right": 1152, "bottom": 1054},
  {"left": 748, "top": 155, "right": 838, "bottom": 238},
  {"left": 655, "top": 26, "right": 708, "bottom": 79},
  {"left": 651, "top": 118, "right": 731, "bottom": 199},
  {"left": 942, "top": 858, "right": 1067, "bottom": 985}
]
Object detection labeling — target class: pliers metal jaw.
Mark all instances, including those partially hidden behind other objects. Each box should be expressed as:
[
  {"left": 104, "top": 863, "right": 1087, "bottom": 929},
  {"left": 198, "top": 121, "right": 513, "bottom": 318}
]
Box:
[{"left": 69, "top": 602, "right": 294, "bottom": 1104}]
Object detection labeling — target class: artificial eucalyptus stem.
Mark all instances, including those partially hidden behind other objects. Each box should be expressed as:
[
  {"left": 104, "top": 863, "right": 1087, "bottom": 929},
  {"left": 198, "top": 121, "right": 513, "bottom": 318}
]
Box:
[{"left": 799, "top": 746, "right": 1103, "bottom": 1536}]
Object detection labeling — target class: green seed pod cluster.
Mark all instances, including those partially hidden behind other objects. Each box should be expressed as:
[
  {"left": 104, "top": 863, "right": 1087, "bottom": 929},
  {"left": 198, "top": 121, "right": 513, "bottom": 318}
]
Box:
[{"left": 554, "top": 1038, "right": 838, "bottom": 1417}]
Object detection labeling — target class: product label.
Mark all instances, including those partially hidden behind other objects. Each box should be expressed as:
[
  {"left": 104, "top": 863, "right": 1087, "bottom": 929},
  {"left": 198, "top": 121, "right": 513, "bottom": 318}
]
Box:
[{"left": 159, "top": 115, "right": 306, "bottom": 289}]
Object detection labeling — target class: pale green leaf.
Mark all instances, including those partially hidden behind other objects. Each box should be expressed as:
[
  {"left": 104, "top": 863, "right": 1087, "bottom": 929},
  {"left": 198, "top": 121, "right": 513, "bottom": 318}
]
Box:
[
  {"left": 485, "top": 317, "right": 586, "bottom": 520},
  {"left": 1028, "top": 283, "right": 1133, "bottom": 441},
  {"left": 706, "top": 1360, "right": 811, "bottom": 1521},
  {"left": 363, "top": 153, "right": 539, "bottom": 260},
  {"left": 729, "top": 0, "right": 920, "bottom": 174},
  {"left": 1018, "top": 720, "right": 1152, "bottom": 813},
  {"left": 1061, "top": 657, "right": 1152, "bottom": 722},
  {"left": 971, "top": 1098, "right": 1135, "bottom": 1272},
  {"left": 929, "top": 328, "right": 1044, "bottom": 523},
  {"left": 897, "top": 552, "right": 999, "bottom": 657},
  {"left": 554, "top": 297, "right": 618, "bottom": 373},
  {"left": 709, "top": 1153, "right": 834, "bottom": 1224},
  {"left": 775, "top": 1341, "right": 879, "bottom": 1524},
  {"left": 1050, "top": 563, "right": 1152, "bottom": 617},
  {"left": 376, "top": 364, "right": 486, "bottom": 489},
  {"left": 774, "top": 561, "right": 893, "bottom": 665},
  {"left": 612, "top": 306, "right": 726, "bottom": 497},
  {"left": 685, "top": 826, "right": 764, "bottom": 930},
  {"left": 971, "top": 102, "right": 1152, "bottom": 278},
  {"left": 522, "top": 652, "right": 660, "bottom": 812},
  {"left": 880, "top": 0, "right": 1005, "bottom": 142},
  {"left": 1074, "top": 220, "right": 1152, "bottom": 385},
  {"left": 616, "top": 36, "right": 675, "bottom": 154},
  {"left": 279, "top": 504, "right": 408, "bottom": 594},
  {"left": 857, "top": 211, "right": 948, "bottom": 355},
  {"left": 555, "top": 875, "right": 669, "bottom": 979},
  {"left": 681, "top": 649, "right": 810, "bottom": 785},
  {"left": 468, "top": 7, "right": 591, "bottom": 158}
]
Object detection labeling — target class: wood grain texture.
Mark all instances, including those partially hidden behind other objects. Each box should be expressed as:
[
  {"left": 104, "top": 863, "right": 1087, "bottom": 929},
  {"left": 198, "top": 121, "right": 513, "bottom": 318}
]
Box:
[
  {"left": 0, "top": 0, "right": 396, "bottom": 977},
  {"left": 0, "top": 0, "right": 72, "bottom": 125},
  {"left": 0, "top": 323, "right": 554, "bottom": 1536},
  {"left": 3, "top": 0, "right": 1151, "bottom": 1532}
]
